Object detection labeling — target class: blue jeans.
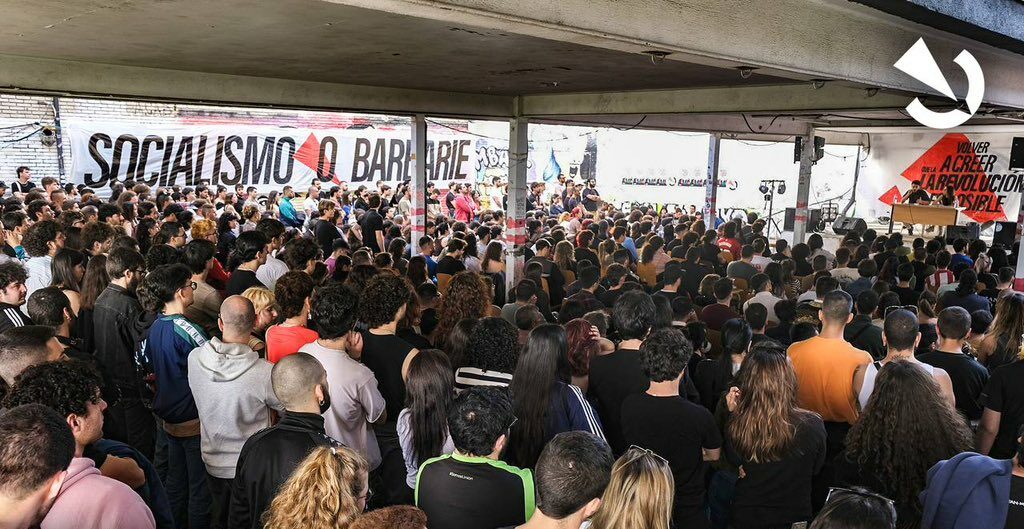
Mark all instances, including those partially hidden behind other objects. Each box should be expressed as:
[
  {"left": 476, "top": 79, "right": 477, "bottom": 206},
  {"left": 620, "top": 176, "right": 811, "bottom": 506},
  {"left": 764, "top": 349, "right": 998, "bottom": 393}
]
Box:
[{"left": 166, "top": 433, "right": 211, "bottom": 529}]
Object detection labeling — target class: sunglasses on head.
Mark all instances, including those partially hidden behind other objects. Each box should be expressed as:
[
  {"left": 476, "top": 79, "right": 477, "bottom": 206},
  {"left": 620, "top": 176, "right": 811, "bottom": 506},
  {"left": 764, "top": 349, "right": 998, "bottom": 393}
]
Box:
[{"left": 884, "top": 305, "right": 919, "bottom": 317}]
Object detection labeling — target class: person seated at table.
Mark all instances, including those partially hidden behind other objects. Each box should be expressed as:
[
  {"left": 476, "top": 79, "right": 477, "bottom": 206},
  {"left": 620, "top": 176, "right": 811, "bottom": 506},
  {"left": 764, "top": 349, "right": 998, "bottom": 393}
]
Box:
[
  {"left": 926, "top": 184, "right": 958, "bottom": 235},
  {"left": 901, "top": 180, "right": 932, "bottom": 235}
]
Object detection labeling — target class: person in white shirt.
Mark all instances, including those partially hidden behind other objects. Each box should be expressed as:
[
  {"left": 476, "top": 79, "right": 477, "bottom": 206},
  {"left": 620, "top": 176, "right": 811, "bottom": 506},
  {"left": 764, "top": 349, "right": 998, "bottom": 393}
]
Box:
[
  {"left": 254, "top": 219, "right": 290, "bottom": 292},
  {"left": 750, "top": 239, "right": 772, "bottom": 272},
  {"left": 830, "top": 247, "right": 860, "bottom": 286},
  {"left": 299, "top": 283, "right": 386, "bottom": 471},
  {"left": 22, "top": 220, "right": 64, "bottom": 300},
  {"left": 743, "top": 273, "right": 781, "bottom": 324}
]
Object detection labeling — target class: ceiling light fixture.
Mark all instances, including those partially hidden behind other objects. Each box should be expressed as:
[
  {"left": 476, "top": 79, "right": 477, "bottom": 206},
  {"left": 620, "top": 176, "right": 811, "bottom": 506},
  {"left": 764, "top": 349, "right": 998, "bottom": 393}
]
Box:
[
  {"left": 810, "top": 79, "right": 827, "bottom": 90},
  {"left": 737, "top": 66, "right": 757, "bottom": 79}
]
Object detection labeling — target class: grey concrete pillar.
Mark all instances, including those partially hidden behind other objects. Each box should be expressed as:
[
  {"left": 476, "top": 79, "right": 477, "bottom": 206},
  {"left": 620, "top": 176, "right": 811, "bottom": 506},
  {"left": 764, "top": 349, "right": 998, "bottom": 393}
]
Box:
[
  {"left": 704, "top": 133, "right": 721, "bottom": 229},
  {"left": 410, "top": 114, "right": 428, "bottom": 247},
  {"left": 793, "top": 126, "right": 815, "bottom": 244},
  {"left": 505, "top": 116, "right": 529, "bottom": 293}
]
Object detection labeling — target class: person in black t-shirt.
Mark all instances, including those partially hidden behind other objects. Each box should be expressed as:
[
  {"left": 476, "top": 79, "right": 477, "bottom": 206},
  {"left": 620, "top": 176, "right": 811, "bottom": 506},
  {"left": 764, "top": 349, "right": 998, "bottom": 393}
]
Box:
[
  {"left": 1006, "top": 434, "right": 1024, "bottom": 529},
  {"left": 918, "top": 307, "right": 989, "bottom": 422},
  {"left": 312, "top": 200, "right": 342, "bottom": 258},
  {"left": 417, "top": 387, "right": 535, "bottom": 529},
  {"left": 725, "top": 343, "right": 826, "bottom": 529},
  {"left": 225, "top": 231, "right": 269, "bottom": 297},
  {"left": 622, "top": 328, "right": 721, "bottom": 529},
  {"left": 357, "top": 274, "right": 419, "bottom": 506},
  {"left": 435, "top": 239, "right": 467, "bottom": 276},
  {"left": 901, "top": 180, "right": 934, "bottom": 235},
  {"left": 360, "top": 195, "right": 385, "bottom": 253},
  {"left": 581, "top": 180, "right": 601, "bottom": 214},
  {"left": 589, "top": 291, "right": 655, "bottom": 454}
]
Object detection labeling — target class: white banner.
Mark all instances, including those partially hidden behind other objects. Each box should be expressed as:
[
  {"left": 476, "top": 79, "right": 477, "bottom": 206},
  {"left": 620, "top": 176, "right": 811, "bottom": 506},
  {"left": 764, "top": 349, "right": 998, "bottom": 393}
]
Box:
[
  {"left": 856, "top": 132, "right": 1024, "bottom": 225},
  {"left": 595, "top": 130, "right": 860, "bottom": 217},
  {"left": 66, "top": 120, "right": 477, "bottom": 195}
]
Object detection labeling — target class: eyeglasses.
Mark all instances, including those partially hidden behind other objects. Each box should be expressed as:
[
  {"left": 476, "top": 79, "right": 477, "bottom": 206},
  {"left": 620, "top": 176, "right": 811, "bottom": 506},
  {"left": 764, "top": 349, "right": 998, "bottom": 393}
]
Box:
[
  {"left": 826, "top": 487, "right": 897, "bottom": 528},
  {"left": 507, "top": 416, "right": 518, "bottom": 431},
  {"left": 181, "top": 281, "right": 197, "bottom": 292},
  {"left": 884, "top": 305, "right": 919, "bottom": 317},
  {"left": 626, "top": 445, "right": 669, "bottom": 465}
]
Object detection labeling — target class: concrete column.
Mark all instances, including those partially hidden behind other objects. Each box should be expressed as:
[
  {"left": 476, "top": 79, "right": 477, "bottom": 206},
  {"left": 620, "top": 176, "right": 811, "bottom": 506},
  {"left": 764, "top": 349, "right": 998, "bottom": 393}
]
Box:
[
  {"left": 505, "top": 115, "right": 529, "bottom": 293},
  {"left": 1013, "top": 203, "right": 1024, "bottom": 291},
  {"left": 410, "top": 114, "right": 428, "bottom": 246},
  {"left": 704, "top": 133, "right": 721, "bottom": 229},
  {"left": 793, "top": 126, "right": 815, "bottom": 244}
]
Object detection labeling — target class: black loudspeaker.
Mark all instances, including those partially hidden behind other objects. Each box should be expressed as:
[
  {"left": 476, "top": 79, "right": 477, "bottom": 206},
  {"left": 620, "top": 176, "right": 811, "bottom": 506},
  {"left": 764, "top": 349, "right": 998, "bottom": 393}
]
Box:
[
  {"left": 993, "top": 221, "right": 1017, "bottom": 248},
  {"left": 1010, "top": 137, "right": 1024, "bottom": 171},
  {"left": 946, "top": 223, "right": 980, "bottom": 241},
  {"left": 832, "top": 216, "right": 868, "bottom": 236},
  {"left": 784, "top": 208, "right": 823, "bottom": 232}
]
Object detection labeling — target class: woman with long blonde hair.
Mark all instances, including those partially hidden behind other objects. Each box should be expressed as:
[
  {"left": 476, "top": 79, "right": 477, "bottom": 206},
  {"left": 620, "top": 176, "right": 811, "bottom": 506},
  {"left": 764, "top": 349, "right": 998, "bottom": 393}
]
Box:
[
  {"left": 590, "top": 446, "right": 674, "bottom": 529},
  {"left": 262, "top": 446, "right": 370, "bottom": 529},
  {"left": 725, "top": 343, "right": 826, "bottom": 529},
  {"left": 597, "top": 239, "right": 616, "bottom": 273},
  {"left": 978, "top": 292, "right": 1024, "bottom": 370},
  {"left": 553, "top": 240, "right": 577, "bottom": 277}
]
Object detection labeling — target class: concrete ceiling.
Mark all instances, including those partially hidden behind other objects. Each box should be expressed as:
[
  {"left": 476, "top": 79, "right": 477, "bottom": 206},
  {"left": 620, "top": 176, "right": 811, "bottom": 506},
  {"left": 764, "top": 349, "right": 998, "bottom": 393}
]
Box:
[{"left": 0, "top": 0, "right": 794, "bottom": 96}]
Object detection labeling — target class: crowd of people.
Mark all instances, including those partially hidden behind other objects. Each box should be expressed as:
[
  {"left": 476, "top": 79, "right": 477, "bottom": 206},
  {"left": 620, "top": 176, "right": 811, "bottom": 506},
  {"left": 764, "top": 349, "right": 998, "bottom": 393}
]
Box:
[{"left": 2, "top": 165, "right": 1024, "bottom": 529}]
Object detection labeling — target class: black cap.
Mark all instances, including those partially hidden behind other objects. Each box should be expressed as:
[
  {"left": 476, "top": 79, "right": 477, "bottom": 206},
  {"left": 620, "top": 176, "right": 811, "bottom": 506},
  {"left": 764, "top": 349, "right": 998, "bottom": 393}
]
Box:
[{"left": 0, "top": 182, "right": 7, "bottom": 189}]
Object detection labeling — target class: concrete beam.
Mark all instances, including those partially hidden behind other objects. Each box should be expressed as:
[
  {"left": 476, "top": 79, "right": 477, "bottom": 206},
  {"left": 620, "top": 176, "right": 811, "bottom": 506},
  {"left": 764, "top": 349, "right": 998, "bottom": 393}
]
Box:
[
  {"left": 519, "top": 85, "right": 918, "bottom": 117},
  {"left": 0, "top": 54, "right": 513, "bottom": 118},
  {"left": 333, "top": 0, "right": 1024, "bottom": 109}
]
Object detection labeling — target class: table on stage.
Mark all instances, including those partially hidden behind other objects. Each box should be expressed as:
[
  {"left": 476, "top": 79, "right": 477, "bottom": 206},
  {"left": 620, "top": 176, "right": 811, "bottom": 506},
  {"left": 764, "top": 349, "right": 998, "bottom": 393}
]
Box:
[{"left": 888, "top": 203, "right": 959, "bottom": 233}]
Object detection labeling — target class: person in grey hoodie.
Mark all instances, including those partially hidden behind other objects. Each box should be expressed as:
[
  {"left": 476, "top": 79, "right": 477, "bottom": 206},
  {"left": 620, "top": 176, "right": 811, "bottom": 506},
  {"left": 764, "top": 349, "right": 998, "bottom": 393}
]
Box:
[{"left": 187, "top": 295, "right": 282, "bottom": 529}]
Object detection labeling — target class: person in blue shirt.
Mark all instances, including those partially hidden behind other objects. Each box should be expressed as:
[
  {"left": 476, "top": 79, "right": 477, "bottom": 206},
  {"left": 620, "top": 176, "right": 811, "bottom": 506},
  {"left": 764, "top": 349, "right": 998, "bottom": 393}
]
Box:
[
  {"left": 138, "top": 263, "right": 211, "bottom": 529},
  {"left": 277, "top": 186, "right": 301, "bottom": 228},
  {"left": 612, "top": 226, "right": 638, "bottom": 263},
  {"left": 949, "top": 238, "right": 974, "bottom": 271},
  {"left": 418, "top": 236, "right": 438, "bottom": 278}
]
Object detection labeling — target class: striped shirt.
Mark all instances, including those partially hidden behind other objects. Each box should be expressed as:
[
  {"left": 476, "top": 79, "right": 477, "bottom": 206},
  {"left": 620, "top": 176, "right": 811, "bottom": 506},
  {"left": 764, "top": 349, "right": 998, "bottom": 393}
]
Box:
[
  {"left": 0, "top": 302, "right": 32, "bottom": 333},
  {"left": 454, "top": 367, "right": 513, "bottom": 391},
  {"left": 926, "top": 269, "right": 955, "bottom": 291}
]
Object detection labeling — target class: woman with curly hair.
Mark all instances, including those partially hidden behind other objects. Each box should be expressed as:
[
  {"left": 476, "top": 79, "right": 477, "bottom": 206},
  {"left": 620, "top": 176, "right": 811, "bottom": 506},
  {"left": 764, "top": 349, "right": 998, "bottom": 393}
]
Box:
[
  {"left": 725, "top": 343, "right": 826, "bottom": 529},
  {"left": 835, "top": 360, "right": 972, "bottom": 529},
  {"left": 430, "top": 271, "right": 490, "bottom": 349},
  {"left": 454, "top": 316, "right": 519, "bottom": 390},
  {"left": 262, "top": 446, "right": 369, "bottom": 529}
]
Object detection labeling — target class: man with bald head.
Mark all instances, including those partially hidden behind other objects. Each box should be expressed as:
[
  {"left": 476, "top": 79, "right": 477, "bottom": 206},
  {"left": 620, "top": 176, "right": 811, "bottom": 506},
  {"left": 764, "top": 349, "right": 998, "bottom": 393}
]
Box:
[
  {"left": 227, "top": 352, "right": 337, "bottom": 529},
  {"left": 187, "top": 295, "right": 282, "bottom": 529}
]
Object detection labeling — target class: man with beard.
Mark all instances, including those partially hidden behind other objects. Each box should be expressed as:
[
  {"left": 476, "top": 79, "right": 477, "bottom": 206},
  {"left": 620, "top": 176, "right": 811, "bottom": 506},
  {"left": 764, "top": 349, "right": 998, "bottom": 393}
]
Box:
[
  {"left": 0, "top": 261, "right": 33, "bottom": 332},
  {"left": 0, "top": 404, "right": 76, "bottom": 529},
  {"left": 92, "top": 247, "right": 154, "bottom": 459}
]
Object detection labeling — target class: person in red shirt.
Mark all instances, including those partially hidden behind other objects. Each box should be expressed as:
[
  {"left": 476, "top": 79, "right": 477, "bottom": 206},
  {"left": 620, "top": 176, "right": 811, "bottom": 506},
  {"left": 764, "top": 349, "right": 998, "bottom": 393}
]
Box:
[
  {"left": 700, "top": 277, "right": 740, "bottom": 331},
  {"left": 717, "top": 221, "right": 743, "bottom": 260},
  {"left": 266, "top": 271, "right": 318, "bottom": 363},
  {"left": 453, "top": 184, "right": 477, "bottom": 224}
]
